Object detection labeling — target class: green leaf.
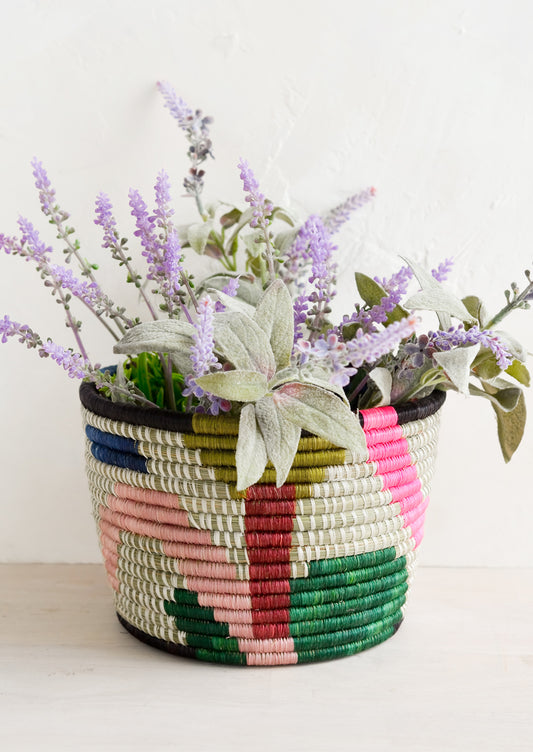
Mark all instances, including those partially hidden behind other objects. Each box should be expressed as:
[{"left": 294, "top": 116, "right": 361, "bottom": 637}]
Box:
[
  {"left": 214, "top": 312, "right": 276, "bottom": 378},
  {"left": 195, "top": 370, "right": 268, "bottom": 402},
  {"left": 113, "top": 320, "right": 195, "bottom": 355},
  {"left": 402, "top": 256, "right": 476, "bottom": 330},
  {"left": 492, "top": 390, "right": 527, "bottom": 462},
  {"left": 219, "top": 207, "right": 242, "bottom": 228},
  {"left": 433, "top": 344, "right": 480, "bottom": 395},
  {"left": 271, "top": 206, "right": 296, "bottom": 226},
  {"left": 274, "top": 228, "right": 299, "bottom": 254},
  {"left": 505, "top": 359, "right": 531, "bottom": 387},
  {"left": 253, "top": 280, "right": 294, "bottom": 370},
  {"left": 255, "top": 395, "right": 302, "bottom": 487},
  {"left": 462, "top": 295, "right": 489, "bottom": 327},
  {"left": 472, "top": 351, "right": 502, "bottom": 381},
  {"left": 469, "top": 382, "right": 522, "bottom": 412},
  {"left": 354, "top": 273, "right": 408, "bottom": 324},
  {"left": 273, "top": 382, "right": 367, "bottom": 457},
  {"left": 235, "top": 404, "right": 268, "bottom": 491},
  {"left": 188, "top": 220, "right": 215, "bottom": 254},
  {"left": 208, "top": 288, "right": 256, "bottom": 317}
]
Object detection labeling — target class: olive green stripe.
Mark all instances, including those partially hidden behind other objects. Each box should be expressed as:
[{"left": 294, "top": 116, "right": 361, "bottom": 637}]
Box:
[{"left": 183, "top": 433, "right": 336, "bottom": 452}]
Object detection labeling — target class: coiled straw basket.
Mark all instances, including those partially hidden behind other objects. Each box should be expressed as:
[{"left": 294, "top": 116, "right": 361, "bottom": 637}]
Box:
[{"left": 80, "top": 381, "right": 445, "bottom": 666}]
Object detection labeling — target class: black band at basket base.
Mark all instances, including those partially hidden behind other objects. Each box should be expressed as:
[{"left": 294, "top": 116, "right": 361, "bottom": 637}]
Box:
[{"left": 117, "top": 612, "right": 404, "bottom": 666}]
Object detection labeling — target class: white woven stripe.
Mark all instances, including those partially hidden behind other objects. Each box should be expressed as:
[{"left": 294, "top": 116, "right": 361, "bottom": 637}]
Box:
[
  {"left": 115, "top": 595, "right": 186, "bottom": 644},
  {"left": 82, "top": 407, "right": 187, "bottom": 447}
]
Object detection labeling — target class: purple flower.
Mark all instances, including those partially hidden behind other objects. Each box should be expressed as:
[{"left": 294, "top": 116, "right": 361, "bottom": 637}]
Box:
[
  {"left": 237, "top": 158, "right": 273, "bottom": 230},
  {"left": 402, "top": 334, "right": 437, "bottom": 368},
  {"left": 297, "top": 333, "right": 357, "bottom": 388},
  {"left": 16, "top": 217, "right": 53, "bottom": 266},
  {"left": 129, "top": 188, "right": 160, "bottom": 282},
  {"left": 346, "top": 315, "right": 418, "bottom": 369},
  {"left": 293, "top": 295, "right": 309, "bottom": 344},
  {"left": 323, "top": 187, "right": 376, "bottom": 233},
  {"left": 153, "top": 170, "right": 174, "bottom": 230},
  {"left": 375, "top": 265, "right": 413, "bottom": 296},
  {"left": 431, "top": 258, "right": 454, "bottom": 283},
  {"left": 39, "top": 340, "right": 89, "bottom": 379},
  {"left": 0, "top": 315, "right": 40, "bottom": 348},
  {"left": 49, "top": 263, "right": 102, "bottom": 307},
  {"left": 157, "top": 81, "right": 194, "bottom": 128},
  {"left": 429, "top": 325, "right": 513, "bottom": 369},
  {"left": 221, "top": 277, "right": 240, "bottom": 298},
  {"left": 94, "top": 193, "right": 117, "bottom": 249},
  {"left": 31, "top": 158, "right": 59, "bottom": 217},
  {"left": 160, "top": 228, "right": 183, "bottom": 298}
]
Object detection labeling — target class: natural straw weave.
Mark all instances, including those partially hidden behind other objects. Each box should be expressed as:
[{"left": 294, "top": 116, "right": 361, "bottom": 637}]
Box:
[{"left": 80, "top": 381, "right": 445, "bottom": 666}]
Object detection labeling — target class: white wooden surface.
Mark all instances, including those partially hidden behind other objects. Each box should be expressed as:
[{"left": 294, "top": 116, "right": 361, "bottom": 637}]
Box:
[{"left": 0, "top": 565, "right": 531, "bottom": 751}]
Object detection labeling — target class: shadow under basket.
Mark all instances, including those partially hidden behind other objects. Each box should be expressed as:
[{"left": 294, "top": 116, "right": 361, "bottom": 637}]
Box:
[{"left": 80, "top": 382, "right": 446, "bottom": 666}]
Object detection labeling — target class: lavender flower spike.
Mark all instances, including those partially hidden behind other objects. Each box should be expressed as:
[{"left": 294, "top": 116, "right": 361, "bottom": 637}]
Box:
[
  {"left": 346, "top": 315, "right": 418, "bottom": 369},
  {"left": 40, "top": 340, "right": 90, "bottom": 379},
  {"left": 31, "top": 157, "right": 59, "bottom": 217},
  {"left": 238, "top": 158, "right": 273, "bottom": 230},
  {"left": 431, "top": 258, "right": 454, "bottom": 283},
  {"left": 0, "top": 315, "right": 41, "bottom": 348},
  {"left": 157, "top": 81, "right": 194, "bottom": 128},
  {"left": 94, "top": 193, "right": 117, "bottom": 249},
  {"left": 323, "top": 187, "right": 376, "bottom": 234}
]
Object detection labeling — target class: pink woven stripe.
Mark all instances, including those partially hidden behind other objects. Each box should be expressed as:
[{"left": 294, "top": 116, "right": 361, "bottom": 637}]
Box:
[
  {"left": 106, "top": 494, "right": 191, "bottom": 527},
  {"left": 213, "top": 607, "right": 253, "bottom": 624},
  {"left": 374, "top": 453, "right": 413, "bottom": 474},
  {"left": 237, "top": 636, "right": 296, "bottom": 654},
  {"left": 228, "top": 623, "right": 255, "bottom": 638},
  {"left": 177, "top": 559, "right": 240, "bottom": 579},
  {"left": 364, "top": 424, "right": 404, "bottom": 445},
  {"left": 100, "top": 506, "right": 212, "bottom": 546},
  {"left": 114, "top": 483, "right": 183, "bottom": 510},
  {"left": 197, "top": 592, "right": 253, "bottom": 611},
  {"left": 246, "top": 651, "right": 299, "bottom": 666},
  {"left": 396, "top": 489, "right": 424, "bottom": 515},
  {"left": 98, "top": 503, "right": 119, "bottom": 587},
  {"left": 360, "top": 405, "right": 398, "bottom": 430},
  {"left": 402, "top": 496, "right": 429, "bottom": 528},
  {"left": 380, "top": 464, "right": 418, "bottom": 490},
  {"left": 187, "top": 576, "right": 250, "bottom": 594},
  {"left": 389, "top": 478, "right": 421, "bottom": 502},
  {"left": 162, "top": 540, "right": 230, "bottom": 563},
  {"left": 367, "top": 437, "right": 409, "bottom": 462}
]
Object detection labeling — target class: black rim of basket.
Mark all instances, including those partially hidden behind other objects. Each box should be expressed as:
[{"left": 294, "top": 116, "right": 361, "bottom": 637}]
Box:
[{"left": 79, "top": 372, "right": 446, "bottom": 432}]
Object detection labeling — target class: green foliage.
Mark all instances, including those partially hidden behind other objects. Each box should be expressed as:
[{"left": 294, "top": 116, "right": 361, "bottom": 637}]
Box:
[{"left": 120, "top": 353, "right": 187, "bottom": 411}]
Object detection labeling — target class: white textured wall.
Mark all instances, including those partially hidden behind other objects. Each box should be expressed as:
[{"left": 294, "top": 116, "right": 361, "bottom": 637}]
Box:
[{"left": 1, "top": 0, "right": 532, "bottom": 564}]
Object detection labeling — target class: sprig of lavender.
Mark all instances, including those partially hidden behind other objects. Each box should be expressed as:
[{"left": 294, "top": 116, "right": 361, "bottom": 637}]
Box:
[
  {"left": 94, "top": 193, "right": 158, "bottom": 321},
  {"left": 157, "top": 81, "right": 213, "bottom": 218},
  {"left": 486, "top": 267, "right": 533, "bottom": 329},
  {"left": 429, "top": 325, "right": 513, "bottom": 369},
  {"left": 183, "top": 296, "right": 230, "bottom": 415},
  {"left": 323, "top": 187, "right": 376, "bottom": 233},
  {"left": 238, "top": 159, "right": 276, "bottom": 283}
]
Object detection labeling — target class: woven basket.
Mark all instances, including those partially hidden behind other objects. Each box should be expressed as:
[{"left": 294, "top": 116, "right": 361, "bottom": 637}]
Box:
[{"left": 80, "top": 381, "right": 445, "bottom": 666}]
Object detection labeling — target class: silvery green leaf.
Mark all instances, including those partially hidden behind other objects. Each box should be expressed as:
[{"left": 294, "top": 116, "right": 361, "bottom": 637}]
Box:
[
  {"left": 188, "top": 220, "right": 215, "bottom": 254},
  {"left": 169, "top": 351, "right": 194, "bottom": 377},
  {"left": 433, "top": 344, "right": 480, "bottom": 395},
  {"left": 195, "top": 370, "right": 268, "bottom": 402},
  {"left": 208, "top": 288, "right": 256, "bottom": 317},
  {"left": 402, "top": 256, "right": 475, "bottom": 329},
  {"left": 469, "top": 382, "right": 522, "bottom": 413},
  {"left": 268, "top": 366, "right": 349, "bottom": 404},
  {"left": 255, "top": 395, "right": 301, "bottom": 487},
  {"left": 253, "top": 281, "right": 294, "bottom": 370},
  {"left": 113, "top": 320, "right": 195, "bottom": 355},
  {"left": 274, "top": 382, "right": 367, "bottom": 457},
  {"left": 492, "top": 391, "right": 527, "bottom": 462},
  {"left": 241, "top": 231, "right": 266, "bottom": 256},
  {"left": 505, "top": 359, "right": 531, "bottom": 387},
  {"left": 274, "top": 228, "right": 299, "bottom": 254},
  {"left": 367, "top": 367, "right": 392, "bottom": 406},
  {"left": 462, "top": 295, "right": 490, "bottom": 327},
  {"left": 235, "top": 404, "right": 268, "bottom": 491},
  {"left": 271, "top": 206, "right": 296, "bottom": 226},
  {"left": 214, "top": 312, "right": 276, "bottom": 378}
]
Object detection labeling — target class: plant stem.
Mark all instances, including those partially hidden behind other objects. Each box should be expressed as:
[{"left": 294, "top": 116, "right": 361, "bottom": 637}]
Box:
[{"left": 486, "top": 280, "right": 533, "bottom": 329}]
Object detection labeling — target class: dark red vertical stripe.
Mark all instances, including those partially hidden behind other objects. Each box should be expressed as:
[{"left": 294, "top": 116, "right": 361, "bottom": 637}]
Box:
[{"left": 245, "top": 483, "right": 297, "bottom": 639}]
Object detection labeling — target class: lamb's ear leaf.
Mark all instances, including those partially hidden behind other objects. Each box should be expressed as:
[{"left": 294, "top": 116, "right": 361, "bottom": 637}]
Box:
[
  {"left": 492, "top": 390, "right": 527, "bottom": 463},
  {"left": 433, "top": 344, "right": 480, "bottom": 396},
  {"left": 253, "top": 280, "right": 294, "bottom": 370},
  {"left": 213, "top": 312, "right": 276, "bottom": 378},
  {"left": 469, "top": 382, "right": 522, "bottom": 412},
  {"left": 195, "top": 370, "right": 268, "bottom": 402},
  {"left": 207, "top": 288, "right": 256, "bottom": 317},
  {"left": 462, "top": 295, "right": 490, "bottom": 327},
  {"left": 505, "top": 359, "right": 531, "bottom": 387},
  {"left": 367, "top": 367, "right": 393, "bottom": 407},
  {"left": 255, "top": 395, "right": 301, "bottom": 488},
  {"left": 274, "top": 382, "right": 367, "bottom": 459},
  {"left": 235, "top": 404, "right": 268, "bottom": 491},
  {"left": 113, "top": 321, "right": 195, "bottom": 355},
  {"left": 402, "top": 256, "right": 476, "bottom": 329},
  {"left": 187, "top": 220, "right": 215, "bottom": 254}
]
